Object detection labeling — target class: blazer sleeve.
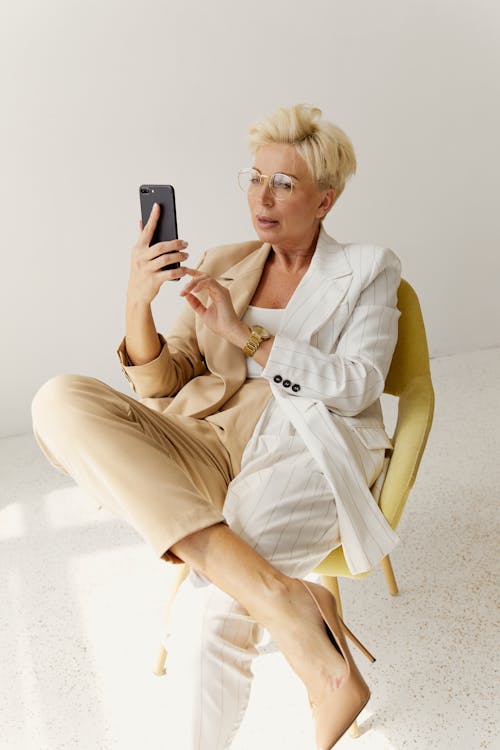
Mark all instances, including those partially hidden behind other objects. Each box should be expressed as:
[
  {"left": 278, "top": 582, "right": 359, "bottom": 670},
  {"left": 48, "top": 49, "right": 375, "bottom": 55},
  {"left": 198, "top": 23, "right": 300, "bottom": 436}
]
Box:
[
  {"left": 116, "top": 251, "right": 209, "bottom": 398},
  {"left": 260, "top": 247, "right": 402, "bottom": 417}
]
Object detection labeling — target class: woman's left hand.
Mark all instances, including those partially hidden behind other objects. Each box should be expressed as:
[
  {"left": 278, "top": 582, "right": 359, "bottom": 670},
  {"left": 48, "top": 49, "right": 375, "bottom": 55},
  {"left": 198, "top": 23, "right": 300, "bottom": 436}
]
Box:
[{"left": 179, "top": 267, "right": 246, "bottom": 343}]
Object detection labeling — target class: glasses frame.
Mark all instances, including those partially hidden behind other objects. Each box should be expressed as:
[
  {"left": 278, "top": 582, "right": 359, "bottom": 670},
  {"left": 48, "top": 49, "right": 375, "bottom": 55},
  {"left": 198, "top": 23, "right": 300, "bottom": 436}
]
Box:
[{"left": 237, "top": 168, "right": 297, "bottom": 201}]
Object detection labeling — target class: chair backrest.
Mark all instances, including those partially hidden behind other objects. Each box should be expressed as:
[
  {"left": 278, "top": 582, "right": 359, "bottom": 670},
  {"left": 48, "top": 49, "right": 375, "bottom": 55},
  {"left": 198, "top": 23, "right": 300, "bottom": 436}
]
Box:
[
  {"left": 378, "top": 278, "right": 435, "bottom": 528},
  {"left": 315, "top": 279, "right": 434, "bottom": 578},
  {"left": 315, "top": 278, "right": 434, "bottom": 578},
  {"left": 384, "top": 279, "right": 432, "bottom": 396}
]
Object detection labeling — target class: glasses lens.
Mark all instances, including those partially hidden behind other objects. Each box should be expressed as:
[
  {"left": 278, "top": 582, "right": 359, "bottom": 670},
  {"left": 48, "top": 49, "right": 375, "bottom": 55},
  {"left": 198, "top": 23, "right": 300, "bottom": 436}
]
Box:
[
  {"left": 238, "top": 169, "right": 259, "bottom": 192},
  {"left": 271, "top": 173, "right": 293, "bottom": 199}
]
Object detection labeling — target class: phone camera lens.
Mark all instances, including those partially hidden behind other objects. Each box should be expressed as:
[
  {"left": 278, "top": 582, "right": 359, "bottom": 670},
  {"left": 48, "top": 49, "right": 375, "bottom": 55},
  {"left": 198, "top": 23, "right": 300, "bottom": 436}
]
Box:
[{"left": 140, "top": 187, "right": 149, "bottom": 194}]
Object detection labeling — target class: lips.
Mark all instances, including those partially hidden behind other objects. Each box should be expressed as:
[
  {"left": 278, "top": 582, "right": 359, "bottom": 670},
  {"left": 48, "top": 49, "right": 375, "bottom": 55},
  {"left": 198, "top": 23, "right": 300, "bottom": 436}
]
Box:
[{"left": 257, "top": 215, "right": 279, "bottom": 226}]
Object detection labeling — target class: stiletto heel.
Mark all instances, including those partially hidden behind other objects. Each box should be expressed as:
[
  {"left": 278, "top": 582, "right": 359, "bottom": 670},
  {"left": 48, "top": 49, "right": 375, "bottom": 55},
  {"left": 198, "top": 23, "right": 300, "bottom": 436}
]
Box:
[
  {"left": 337, "top": 614, "right": 376, "bottom": 663},
  {"left": 296, "top": 579, "right": 374, "bottom": 749}
]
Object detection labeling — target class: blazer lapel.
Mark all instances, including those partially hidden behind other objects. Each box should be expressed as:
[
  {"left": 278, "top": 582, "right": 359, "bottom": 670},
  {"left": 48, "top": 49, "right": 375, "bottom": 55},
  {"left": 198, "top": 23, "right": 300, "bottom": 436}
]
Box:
[
  {"left": 198, "top": 224, "right": 353, "bottom": 399},
  {"left": 276, "top": 224, "right": 353, "bottom": 341},
  {"left": 197, "top": 241, "right": 272, "bottom": 386}
]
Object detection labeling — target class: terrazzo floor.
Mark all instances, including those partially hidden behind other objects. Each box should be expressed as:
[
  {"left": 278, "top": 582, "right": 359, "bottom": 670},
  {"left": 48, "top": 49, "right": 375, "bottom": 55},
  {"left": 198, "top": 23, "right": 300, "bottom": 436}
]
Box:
[{"left": 1, "top": 347, "right": 498, "bottom": 749}]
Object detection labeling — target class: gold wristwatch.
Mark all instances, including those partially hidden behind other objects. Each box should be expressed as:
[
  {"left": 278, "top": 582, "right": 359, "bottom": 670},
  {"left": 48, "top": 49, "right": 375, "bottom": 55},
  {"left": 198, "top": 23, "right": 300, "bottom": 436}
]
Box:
[{"left": 242, "top": 325, "right": 271, "bottom": 356}]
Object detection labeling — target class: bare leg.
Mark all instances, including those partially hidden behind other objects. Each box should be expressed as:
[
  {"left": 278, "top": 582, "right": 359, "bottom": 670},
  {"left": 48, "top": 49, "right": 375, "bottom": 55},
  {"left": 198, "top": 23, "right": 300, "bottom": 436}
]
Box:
[{"left": 169, "top": 522, "right": 347, "bottom": 705}]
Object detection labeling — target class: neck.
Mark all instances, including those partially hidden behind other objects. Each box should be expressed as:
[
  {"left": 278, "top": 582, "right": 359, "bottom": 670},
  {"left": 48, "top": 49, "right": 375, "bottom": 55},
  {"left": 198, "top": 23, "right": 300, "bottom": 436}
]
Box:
[{"left": 269, "top": 223, "right": 321, "bottom": 274}]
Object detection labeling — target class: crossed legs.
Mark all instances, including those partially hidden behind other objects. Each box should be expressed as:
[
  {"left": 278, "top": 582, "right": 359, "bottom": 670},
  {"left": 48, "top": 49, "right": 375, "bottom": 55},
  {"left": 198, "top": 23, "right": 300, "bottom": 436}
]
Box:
[
  {"left": 164, "top": 453, "right": 342, "bottom": 749},
  {"left": 31, "top": 374, "right": 346, "bottom": 749}
]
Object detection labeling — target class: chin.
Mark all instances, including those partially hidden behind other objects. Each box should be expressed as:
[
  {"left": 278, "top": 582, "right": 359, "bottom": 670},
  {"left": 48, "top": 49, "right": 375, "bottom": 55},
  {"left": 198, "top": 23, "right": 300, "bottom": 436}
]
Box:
[{"left": 253, "top": 222, "right": 281, "bottom": 242}]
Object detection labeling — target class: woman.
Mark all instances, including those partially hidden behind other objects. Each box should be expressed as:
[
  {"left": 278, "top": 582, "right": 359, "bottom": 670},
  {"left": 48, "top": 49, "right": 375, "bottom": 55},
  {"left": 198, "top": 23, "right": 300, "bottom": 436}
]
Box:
[{"left": 31, "top": 103, "right": 401, "bottom": 749}]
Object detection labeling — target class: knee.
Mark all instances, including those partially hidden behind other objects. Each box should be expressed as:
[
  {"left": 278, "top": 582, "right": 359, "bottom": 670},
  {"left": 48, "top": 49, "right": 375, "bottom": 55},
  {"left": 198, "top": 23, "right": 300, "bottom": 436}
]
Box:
[{"left": 31, "top": 373, "right": 103, "bottom": 428}]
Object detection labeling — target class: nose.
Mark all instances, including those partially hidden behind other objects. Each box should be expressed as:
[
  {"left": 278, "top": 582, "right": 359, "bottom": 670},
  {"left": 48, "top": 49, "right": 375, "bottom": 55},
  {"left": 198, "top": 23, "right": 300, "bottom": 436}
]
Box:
[{"left": 259, "top": 179, "right": 274, "bottom": 205}]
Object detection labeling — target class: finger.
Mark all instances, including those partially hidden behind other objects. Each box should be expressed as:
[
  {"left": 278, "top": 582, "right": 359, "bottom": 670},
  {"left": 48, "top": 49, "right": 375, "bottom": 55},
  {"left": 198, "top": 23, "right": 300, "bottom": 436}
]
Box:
[
  {"left": 152, "top": 251, "right": 188, "bottom": 270},
  {"left": 180, "top": 268, "right": 209, "bottom": 288},
  {"left": 181, "top": 285, "right": 217, "bottom": 304},
  {"left": 178, "top": 268, "right": 203, "bottom": 291},
  {"left": 139, "top": 218, "right": 143, "bottom": 231},
  {"left": 141, "top": 202, "right": 160, "bottom": 246},
  {"left": 182, "top": 292, "right": 206, "bottom": 313},
  {"left": 155, "top": 260, "right": 189, "bottom": 279},
  {"left": 147, "top": 239, "right": 188, "bottom": 261},
  {"left": 180, "top": 283, "right": 204, "bottom": 298},
  {"left": 180, "top": 274, "right": 210, "bottom": 296}
]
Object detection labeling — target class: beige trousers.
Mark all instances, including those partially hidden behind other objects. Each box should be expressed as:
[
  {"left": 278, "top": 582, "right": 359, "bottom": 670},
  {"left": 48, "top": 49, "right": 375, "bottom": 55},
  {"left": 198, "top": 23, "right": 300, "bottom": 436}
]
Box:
[
  {"left": 31, "top": 373, "right": 237, "bottom": 563},
  {"left": 31, "top": 372, "right": 346, "bottom": 749}
]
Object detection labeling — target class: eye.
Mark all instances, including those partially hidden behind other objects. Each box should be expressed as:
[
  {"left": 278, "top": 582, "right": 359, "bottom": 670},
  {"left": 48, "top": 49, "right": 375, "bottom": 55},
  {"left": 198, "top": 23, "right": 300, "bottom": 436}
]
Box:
[
  {"left": 272, "top": 174, "right": 293, "bottom": 190},
  {"left": 238, "top": 169, "right": 263, "bottom": 193}
]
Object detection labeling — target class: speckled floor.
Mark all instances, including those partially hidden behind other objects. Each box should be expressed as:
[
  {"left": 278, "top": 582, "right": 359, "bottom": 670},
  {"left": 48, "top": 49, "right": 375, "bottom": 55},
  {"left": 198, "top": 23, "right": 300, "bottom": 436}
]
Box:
[{"left": 1, "top": 347, "right": 498, "bottom": 750}]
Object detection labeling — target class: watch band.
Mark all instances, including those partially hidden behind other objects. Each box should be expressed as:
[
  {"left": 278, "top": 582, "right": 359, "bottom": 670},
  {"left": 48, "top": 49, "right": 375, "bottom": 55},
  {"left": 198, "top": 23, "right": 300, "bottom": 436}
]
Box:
[
  {"left": 242, "top": 330, "right": 264, "bottom": 356},
  {"left": 242, "top": 325, "right": 271, "bottom": 357}
]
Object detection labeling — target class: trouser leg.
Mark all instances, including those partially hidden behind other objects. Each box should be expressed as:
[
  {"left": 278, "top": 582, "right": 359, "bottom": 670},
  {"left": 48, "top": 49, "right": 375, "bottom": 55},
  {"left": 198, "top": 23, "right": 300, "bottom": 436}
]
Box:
[
  {"left": 167, "top": 431, "right": 384, "bottom": 749},
  {"left": 165, "top": 448, "right": 347, "bottom": 749},
  {"left": 164, "top": 580, "right": 263, "bottom": 750},
  {"left": 30, "top": 374, "right": 232, "bottom": 561}
]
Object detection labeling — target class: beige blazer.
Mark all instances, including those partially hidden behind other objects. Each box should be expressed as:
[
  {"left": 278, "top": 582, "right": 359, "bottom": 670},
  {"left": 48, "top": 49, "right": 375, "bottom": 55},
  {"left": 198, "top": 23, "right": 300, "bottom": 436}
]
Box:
[{"left": 116, "top": 224, "right": 402, "bottom": 574}]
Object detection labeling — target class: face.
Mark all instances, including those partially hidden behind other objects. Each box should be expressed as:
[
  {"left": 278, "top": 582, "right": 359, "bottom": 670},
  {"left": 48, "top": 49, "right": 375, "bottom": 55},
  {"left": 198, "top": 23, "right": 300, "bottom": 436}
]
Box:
[{"left": 247, "top": 144, "right": 336, "bottom": 251}]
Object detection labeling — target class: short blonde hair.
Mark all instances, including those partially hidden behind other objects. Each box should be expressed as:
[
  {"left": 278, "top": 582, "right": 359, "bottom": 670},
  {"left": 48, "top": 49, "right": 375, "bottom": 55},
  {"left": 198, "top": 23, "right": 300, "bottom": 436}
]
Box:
[{"left": 247, "top": 103, "right": 357, "bottom": 202}]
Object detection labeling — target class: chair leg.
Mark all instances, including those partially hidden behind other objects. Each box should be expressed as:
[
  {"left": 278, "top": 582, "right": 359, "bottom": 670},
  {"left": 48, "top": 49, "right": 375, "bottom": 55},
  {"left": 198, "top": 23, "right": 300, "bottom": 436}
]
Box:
[
  {"left": 380, "top": 554, "right": 399, "bottom": 595},
  {"left": 153, "top": 644, "right": 168, "bottom": 677},
  {"left": 320, "top": 574, "right": 343, "bottom": 618},
  {"left": 319, "top": 575, "right": 363, "bottom": 738},
  {"left": 153, "top": 563, "right": 190, "bottom": 676}
]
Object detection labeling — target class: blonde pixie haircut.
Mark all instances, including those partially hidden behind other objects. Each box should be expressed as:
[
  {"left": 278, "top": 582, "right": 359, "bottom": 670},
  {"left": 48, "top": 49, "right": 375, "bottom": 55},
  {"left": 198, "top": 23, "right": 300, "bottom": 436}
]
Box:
[{"left": 247, "top": 103, "right": 357, "bottom": 203}]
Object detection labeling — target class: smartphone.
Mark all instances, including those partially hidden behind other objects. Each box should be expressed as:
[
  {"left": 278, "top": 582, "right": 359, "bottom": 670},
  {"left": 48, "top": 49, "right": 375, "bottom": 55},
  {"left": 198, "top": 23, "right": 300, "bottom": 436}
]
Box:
[{"left": 139, "top": 184, "right": 180, "bottom": 277}]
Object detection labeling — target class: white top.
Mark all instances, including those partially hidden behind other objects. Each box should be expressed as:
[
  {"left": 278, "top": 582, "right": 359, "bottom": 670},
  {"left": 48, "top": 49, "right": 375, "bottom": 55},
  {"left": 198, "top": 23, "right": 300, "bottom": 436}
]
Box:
[{"left": 241, "top": 305, "right": 285, "bottom": 378}]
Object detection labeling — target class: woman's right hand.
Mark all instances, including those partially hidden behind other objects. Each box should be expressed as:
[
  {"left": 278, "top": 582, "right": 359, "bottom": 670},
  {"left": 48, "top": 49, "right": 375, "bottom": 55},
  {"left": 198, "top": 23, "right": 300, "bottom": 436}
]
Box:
[{"left": 127, "top": 202, "right": 190, "bottom": 305}]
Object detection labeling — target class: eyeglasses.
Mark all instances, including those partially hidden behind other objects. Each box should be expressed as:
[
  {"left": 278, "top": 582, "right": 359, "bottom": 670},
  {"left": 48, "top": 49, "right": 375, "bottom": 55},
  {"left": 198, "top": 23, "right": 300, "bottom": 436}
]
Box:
[{"left": 237, "top": 168, "right": 296, "bottom": 201}]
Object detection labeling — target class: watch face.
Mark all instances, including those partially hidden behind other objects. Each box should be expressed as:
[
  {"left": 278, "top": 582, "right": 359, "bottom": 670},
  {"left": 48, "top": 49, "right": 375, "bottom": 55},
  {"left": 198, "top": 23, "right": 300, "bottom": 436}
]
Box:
[{"left": 253, "top": 325, "right": 271, "bottom": 339}]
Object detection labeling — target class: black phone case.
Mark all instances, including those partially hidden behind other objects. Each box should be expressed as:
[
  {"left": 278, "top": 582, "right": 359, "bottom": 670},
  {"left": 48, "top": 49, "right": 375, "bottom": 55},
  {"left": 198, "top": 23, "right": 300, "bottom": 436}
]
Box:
[{"left": 139, "top": 184, "right": 180, "bottom": 276}]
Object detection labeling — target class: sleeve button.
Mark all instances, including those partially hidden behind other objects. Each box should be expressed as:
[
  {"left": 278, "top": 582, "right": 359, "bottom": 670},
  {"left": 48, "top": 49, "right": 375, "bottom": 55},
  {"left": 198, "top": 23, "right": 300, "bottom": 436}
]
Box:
[
  {"left": 291, "top": 383, "right": 301, "bottom": 392},
  {"left": 283, "top": 379, "right": 291, "bottom": 388},
  {"left": 273, "top": 375, "right": 283, "bottom": 383}
]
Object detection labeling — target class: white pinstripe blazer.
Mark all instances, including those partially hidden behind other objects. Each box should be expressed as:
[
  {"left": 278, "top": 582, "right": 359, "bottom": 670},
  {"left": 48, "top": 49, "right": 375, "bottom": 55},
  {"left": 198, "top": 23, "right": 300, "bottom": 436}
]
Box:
[{"left": 117, "top": 224, "right": 402, "bottom": 575}]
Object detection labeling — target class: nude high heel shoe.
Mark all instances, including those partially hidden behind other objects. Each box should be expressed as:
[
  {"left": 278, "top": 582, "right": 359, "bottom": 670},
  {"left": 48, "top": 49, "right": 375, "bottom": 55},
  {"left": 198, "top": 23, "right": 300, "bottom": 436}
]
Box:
[{"left": 296, "top": 579, "right": 376, "bottom": 750}]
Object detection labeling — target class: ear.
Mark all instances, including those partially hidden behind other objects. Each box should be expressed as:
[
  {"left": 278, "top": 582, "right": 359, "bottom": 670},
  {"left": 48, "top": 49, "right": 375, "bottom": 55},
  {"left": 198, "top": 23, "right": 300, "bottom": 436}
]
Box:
[{"left": 316, "top": 187, "right": 336, "bottom": 219}]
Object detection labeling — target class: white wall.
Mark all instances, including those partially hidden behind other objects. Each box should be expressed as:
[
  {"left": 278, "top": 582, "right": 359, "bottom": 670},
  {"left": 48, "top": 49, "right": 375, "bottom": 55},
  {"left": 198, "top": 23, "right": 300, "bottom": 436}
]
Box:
[{"left": 2, "top": 0, "right": 499, "bottom": 438}]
